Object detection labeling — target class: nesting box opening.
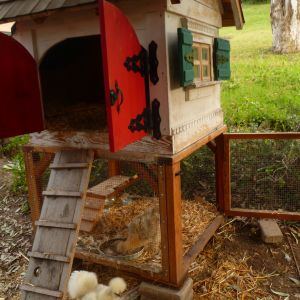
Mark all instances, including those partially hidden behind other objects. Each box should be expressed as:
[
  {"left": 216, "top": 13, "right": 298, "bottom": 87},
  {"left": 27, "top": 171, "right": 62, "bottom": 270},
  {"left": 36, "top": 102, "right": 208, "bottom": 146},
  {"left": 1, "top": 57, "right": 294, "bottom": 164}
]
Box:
[{"left": 39, "top": 35, "right": 107, "bottom": 131}]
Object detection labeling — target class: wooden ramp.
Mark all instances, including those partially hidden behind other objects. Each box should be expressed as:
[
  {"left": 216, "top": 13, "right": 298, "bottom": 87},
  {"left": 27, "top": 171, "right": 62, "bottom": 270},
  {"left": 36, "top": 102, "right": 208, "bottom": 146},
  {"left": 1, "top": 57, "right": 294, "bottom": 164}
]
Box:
[
  {"left": 80, "top": 175, "right": 138, "bottom": 232},
  {"left": 21, "top": 150, "right": 94, "bottom": 300}
]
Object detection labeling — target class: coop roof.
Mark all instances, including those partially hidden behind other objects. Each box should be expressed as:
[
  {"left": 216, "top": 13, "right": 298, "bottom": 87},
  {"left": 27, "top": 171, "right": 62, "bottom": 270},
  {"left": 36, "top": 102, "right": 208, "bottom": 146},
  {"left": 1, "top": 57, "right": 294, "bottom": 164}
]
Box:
[{"left": 0, "top": 0, "right": 244, "bottom": 29}]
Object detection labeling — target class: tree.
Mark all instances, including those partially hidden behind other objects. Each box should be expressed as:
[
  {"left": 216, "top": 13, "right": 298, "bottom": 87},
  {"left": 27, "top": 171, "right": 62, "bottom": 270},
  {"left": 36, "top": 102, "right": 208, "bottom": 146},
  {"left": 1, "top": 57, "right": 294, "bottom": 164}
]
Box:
[{"left": 270, "top": 0, "right": 300, "bottom": 53}]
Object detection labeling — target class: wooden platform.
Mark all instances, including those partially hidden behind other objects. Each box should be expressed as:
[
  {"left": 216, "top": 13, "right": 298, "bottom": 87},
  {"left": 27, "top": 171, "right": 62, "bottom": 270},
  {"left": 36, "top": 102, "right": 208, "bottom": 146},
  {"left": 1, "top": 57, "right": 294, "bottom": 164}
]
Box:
[
  {"left": 21, "top": 150, "right": 94, "bottom": 300},
  {"left": 27, "top": 126, "right": 227, "bottom": 163}
]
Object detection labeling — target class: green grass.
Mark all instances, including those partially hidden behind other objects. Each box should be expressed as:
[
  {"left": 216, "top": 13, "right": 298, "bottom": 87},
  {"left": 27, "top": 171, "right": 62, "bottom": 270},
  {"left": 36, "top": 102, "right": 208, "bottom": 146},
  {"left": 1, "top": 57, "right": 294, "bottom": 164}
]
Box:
[{"left": 220, "top": 4, "right": 300, "bottom": 132}]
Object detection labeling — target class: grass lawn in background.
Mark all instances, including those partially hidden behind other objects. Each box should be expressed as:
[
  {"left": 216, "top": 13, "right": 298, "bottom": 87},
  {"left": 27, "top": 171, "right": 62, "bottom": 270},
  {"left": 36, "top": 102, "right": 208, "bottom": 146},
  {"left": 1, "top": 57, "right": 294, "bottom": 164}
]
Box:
[{"left": 220, "top": 3, "right": 300, "bottom": 132}]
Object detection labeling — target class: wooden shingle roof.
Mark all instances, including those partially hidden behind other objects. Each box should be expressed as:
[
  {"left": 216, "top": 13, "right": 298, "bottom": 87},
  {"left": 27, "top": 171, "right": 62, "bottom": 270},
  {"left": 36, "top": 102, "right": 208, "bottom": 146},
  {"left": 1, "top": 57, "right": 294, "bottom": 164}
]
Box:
[
  {"left": 0, "top": 0, "right": 96, "bottom": 22},
  {"left": 0, "top": 0, "right": 244, "bottom": 28}
]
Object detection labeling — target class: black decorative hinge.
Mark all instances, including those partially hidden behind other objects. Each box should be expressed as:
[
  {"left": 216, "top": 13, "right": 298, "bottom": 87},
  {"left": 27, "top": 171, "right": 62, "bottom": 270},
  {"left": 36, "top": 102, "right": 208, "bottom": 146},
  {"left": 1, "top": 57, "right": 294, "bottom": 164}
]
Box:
[
  {"left": 110, "top": 81, "right": 124, "bottom": 114},
  {"left": 128, "top": 108, "right": 151, "bottom": 133},
  {"left": 152, "top": 99, "right": 161, "bottom": 139},
  {"left": 124, "top": 48, "right": 147, "bottom": 77},
  {"left": 149, "top": 41, "right": 159, "bottom": 85}
]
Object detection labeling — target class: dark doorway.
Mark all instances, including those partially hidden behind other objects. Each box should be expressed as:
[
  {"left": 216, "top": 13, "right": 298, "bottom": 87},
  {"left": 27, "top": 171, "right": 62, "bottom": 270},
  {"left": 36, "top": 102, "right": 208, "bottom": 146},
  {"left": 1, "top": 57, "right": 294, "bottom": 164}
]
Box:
[{"left": 39, "top": 35, "right": 107, "bottom": 131}]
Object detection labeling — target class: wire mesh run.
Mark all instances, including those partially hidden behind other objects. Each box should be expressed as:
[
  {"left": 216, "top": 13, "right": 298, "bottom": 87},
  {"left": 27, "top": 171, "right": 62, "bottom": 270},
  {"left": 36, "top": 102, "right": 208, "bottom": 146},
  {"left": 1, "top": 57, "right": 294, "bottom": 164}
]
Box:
[
  {"left": 230, "top": 138, "right": 300, "bottom": 212},
  {"left": 181, "top": 146, "right": 216, "bottom": 203},
  {"left": 78, "top": 160, "right": 162, "bottom": 274},
  {"left": 180, "top": 147, "right": 219, "bottom": 255}
]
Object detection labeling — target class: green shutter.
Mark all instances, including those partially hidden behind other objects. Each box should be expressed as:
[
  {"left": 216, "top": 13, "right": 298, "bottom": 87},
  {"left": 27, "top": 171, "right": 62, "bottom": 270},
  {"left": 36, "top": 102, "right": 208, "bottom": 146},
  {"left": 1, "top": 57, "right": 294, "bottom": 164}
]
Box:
[
  {"left": 214, "top": 38, "right": 230, "bottom": 81},
  {"left": 178, "top": 28, "right": 194, "bottom": 87}
]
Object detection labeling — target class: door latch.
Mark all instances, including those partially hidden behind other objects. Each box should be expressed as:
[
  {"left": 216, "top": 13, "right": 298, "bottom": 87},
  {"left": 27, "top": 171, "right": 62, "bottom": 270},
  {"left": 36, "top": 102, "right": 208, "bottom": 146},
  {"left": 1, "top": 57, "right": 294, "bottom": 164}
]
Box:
[{"left": 110, "top": 81, "right": 124, "bottom": 114}]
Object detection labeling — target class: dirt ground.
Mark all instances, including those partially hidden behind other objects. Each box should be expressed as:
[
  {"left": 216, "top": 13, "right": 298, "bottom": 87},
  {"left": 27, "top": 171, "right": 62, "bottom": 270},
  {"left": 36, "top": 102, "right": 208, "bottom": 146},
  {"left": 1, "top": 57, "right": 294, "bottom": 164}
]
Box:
[{"left": 0, "top": 157, "right": 299, "bottom": 300}]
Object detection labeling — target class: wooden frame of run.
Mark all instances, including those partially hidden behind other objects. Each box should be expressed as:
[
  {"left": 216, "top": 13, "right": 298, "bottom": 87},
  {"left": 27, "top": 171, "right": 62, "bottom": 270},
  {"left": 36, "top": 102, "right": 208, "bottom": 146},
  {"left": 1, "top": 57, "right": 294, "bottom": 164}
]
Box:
[
  {"left": 21, "top": 129, "right": 300, "bottom": 294},
  {"left": 22, "top": 127, "right": 226, "bottom": 289},
  {"left": 219, "top": 132, "right": 300, "bottom": 221}
]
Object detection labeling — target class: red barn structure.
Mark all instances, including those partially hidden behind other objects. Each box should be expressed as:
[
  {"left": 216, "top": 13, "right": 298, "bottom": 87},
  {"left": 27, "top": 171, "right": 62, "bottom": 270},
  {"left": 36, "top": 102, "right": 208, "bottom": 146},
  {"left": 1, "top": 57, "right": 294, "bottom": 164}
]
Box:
[{"left": 0, "top": 0, "right": 244, "bottom": 299}]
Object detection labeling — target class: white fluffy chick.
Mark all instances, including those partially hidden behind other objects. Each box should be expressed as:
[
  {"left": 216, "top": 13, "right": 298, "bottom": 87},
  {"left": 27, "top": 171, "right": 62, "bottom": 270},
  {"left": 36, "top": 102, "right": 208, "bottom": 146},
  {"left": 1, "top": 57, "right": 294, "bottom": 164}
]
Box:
[
  {"left": 94, "top": 278, "right": 127, "bottom": 300},
  {"left": 68, "top": 271, "right": 98, "bottom": 299}
]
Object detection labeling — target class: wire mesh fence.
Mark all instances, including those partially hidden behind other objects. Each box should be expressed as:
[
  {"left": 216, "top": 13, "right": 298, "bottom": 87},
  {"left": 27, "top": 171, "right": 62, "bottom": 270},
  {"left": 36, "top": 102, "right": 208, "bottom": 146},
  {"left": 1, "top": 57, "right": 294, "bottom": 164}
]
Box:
[
  {"left": 230, "top": 138, "right": 300, "bottom": 212},
  {"left": 181, "top": 146, "right": 216, "bottom": 203}
]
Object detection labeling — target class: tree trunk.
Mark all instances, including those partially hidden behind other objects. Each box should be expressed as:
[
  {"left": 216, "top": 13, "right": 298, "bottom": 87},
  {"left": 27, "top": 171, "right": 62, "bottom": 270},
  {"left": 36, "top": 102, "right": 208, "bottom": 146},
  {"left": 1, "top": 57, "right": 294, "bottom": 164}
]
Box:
[{"left": 271, "top": 0, "right": 300, "bottom": 53}]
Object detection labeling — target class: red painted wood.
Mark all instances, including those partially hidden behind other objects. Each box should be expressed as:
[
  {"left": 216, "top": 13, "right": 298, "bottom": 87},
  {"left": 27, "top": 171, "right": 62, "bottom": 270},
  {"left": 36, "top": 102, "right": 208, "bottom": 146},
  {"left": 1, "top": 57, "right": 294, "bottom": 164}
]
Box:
[
  {"left": 0, "top": 33, "right": 44, "bottom": 139},
  {"left": 99, "top": 0, "right": 147, "bottom": 152}
]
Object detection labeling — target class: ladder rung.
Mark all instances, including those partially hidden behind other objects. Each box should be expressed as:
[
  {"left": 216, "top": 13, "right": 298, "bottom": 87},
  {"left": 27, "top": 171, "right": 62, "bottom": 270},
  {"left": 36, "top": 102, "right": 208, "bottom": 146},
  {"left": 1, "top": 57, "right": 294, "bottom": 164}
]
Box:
[
  {"left": 35, "top": 220, "right": 77, "bottom": 229},
  {"left": 43, "top": 191, "right": 82, "bottom": 197},
  {"left": 49, "top": 162, "right": 89, "bottom": 169},
  {"left": 28, "top": 251, "right": 70, "bottom": 263},
  {"left": 20, "top": 284, "right": 63, "bottom": 298}
]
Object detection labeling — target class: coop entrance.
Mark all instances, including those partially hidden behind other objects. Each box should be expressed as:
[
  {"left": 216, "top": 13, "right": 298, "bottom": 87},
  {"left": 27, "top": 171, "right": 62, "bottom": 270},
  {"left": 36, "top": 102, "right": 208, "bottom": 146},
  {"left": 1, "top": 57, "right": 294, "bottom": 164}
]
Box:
[
  {"left": 39, "top": 35, "right": 107, "bottom": 131},
  {"left": 0, "top": 0, "right": 148, "bottom": 152}
]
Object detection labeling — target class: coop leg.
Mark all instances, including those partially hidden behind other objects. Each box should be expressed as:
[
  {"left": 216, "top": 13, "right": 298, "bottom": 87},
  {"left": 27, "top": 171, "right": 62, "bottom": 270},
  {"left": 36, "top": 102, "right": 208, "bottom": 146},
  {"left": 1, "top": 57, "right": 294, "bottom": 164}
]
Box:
[
  {"left": 164, "top": 162, "right": 185, "bottom": 287},
  {"left": 215, "top": 134, "right": 225, "bottom": 212},
  {"left": 108, "top": 159, "right": 120, "bottom": 177},
  {"left": 23, "top": 148, "right": 43, "bottom": 230}
]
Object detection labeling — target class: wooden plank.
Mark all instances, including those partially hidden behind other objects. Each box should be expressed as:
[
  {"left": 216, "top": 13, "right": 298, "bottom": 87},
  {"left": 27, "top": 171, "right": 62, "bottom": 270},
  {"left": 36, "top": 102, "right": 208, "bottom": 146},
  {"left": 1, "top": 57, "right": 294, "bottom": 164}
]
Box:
[
  {"left": 23, "top": 148, "right": 42, "bottom": 230},
  {"left": 207, "top": 140, "right": 217, "bottom": 153},
  {"left": 164, "top": 162, "right": 185, "bottom": 287},
  {"left": 28, "top": 251, "right": 70, "bottom": 263},
  {"left": 75, "top": 250, "right": 167, "bottom": 284},
  {"left": 166, "top": 0, "right": 222, "bottom": 27},
  {"left": 59, "top": 150, "right": 94, "bottom": 294},
  {"left": 79, "top": 220, "right": 95, "bottom": 233},
  {"left": 28, "top": 130, "right": 172, "bottom": 159},
  {"left": 21, "top": 285, "right": 62, "bottom": 298},
  {"left": 165, "top": 126, "right": 227, "bottom": 164},
  {"left": 108, "top": 160, "right": 121, "bottom": 177},
  {"left": 223, "top": 134, "right": 231, "bottom": 212},
  {"left": 158, "top": 165, "right": 170, "bottom": 282},
  {"left": 35, "top": 153, "right": 54, "bottom": 177},
  {"left": 86, "top": 175, "right": 138, "bottom": 199},
  {"left": 215, "top": 134, "right": 225, "bottom": 212},
  {"left": 230, "top": 0, "right": 244, "bottom": 29},
  {"left": 49, "top": 162, "right": 89, "bottom": 169},
  {"left": 35, "top": 220, "right": 77, "bottom": 229},
  {"left": 82, "top": 207, "right": 102, "bottom": 222},
  {"left": 224, "top": 132, "right": 300, "bottom": 140},
  {"left": 22, "top": 150, "right": 94, "bottom": 300},
  {"left": 183, "top": 215, "right": 224, "bottom": 272},
  {"left": 84, "top": 197, "right": 105, "bottom": 210},
  {"left": 42, "top": 191, "right": 82, "bottom": 197},
  {"left": 226, "top": 208, "right": 300, "bottom": 221}
]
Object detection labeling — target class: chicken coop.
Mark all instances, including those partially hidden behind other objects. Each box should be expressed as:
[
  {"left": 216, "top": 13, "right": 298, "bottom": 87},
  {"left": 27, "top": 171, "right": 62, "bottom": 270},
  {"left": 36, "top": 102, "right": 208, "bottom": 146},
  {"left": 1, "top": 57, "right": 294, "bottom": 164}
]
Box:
[{"left": 0, "top": 0, "right": 245, "bottom": 299}]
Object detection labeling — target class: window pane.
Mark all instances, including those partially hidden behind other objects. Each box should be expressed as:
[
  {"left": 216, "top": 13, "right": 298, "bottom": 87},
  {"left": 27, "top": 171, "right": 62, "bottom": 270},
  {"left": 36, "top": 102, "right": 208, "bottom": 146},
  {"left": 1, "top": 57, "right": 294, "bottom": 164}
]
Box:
[
  {"left": 202, "top": 47, "right": 209, "bottom": 61},
  {"left": 203, "top": 65, "right": 209, "bottom": 78},
  {"left": 193, "top": 47, "right": 199, "bottom": 60},
  {"left": 194, "top": 65, "right": 200, "bottom": 78}
]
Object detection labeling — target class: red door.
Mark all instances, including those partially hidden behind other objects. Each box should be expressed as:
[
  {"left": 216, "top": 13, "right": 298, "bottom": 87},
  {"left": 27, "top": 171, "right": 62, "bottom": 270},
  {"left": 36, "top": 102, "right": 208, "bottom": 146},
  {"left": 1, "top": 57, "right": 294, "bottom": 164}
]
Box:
[
  {"left": 100, "top": 0, "right": 148, "bottom": 152},
  {"left": 0, "top": 33, "right": 44, "bottom": 139}
]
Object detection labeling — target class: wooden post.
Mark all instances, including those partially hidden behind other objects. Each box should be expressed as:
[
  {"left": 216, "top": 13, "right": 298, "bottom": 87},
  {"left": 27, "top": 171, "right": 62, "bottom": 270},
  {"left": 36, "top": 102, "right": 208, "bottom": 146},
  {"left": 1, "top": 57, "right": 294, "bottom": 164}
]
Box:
[
  {"left": 108, "top": 159, "right": 120, "bottom": 177},
  {"left": 215, "top": 134, "right": 225, "bottom": 212},
  {"left": 164, "top": 162, "right": 185, "bottom": 286},
  {"left": 223, "top": 135, "right": 231, "bottom": 212},
  {"left": 158, "top": 165, "right": 170, "bottom": 281},
  {"left": 23, "top": 148, "right": 43, "bottom": 229}
]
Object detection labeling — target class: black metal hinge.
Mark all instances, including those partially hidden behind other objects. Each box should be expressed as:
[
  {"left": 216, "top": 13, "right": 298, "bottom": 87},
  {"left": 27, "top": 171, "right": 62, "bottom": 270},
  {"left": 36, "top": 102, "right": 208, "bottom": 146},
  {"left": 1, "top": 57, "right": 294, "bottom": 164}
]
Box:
[
  {"left": 151, "top": 99, "right": 161, "bottom": 139},
  {"left": 149, "top": 41, "right": 159, "bottom": 85},
  {"left": 128, "top": 108, "right": 151, "bottom": 133},
  {"left": 128, "top": 99, "right": 161, "bottom": 139},
  {"left": 124, "top": 48, "right": 147, "bottom": 77}
]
